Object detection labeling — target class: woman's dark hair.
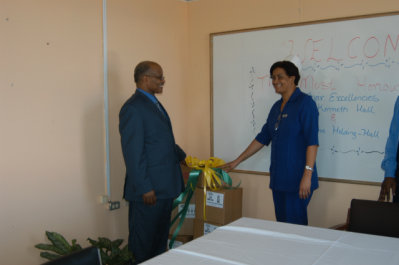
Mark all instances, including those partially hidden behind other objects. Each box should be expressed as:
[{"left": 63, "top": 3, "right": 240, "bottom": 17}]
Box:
[{"left": 270, "top": 61, "right": 300, "bottom": 85}]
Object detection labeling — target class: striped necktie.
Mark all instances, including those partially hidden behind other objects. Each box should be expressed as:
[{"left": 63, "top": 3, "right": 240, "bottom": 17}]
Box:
[{"left": 155, "top": 101, "right": 166, "bottom": 117}]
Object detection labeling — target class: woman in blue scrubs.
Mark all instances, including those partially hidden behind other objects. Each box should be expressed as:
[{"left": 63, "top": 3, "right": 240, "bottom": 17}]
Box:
[
  {"left": 379, "top": 96, "right": 399, "bottom": 202},
  {"left": 222, "top": 61, "right": 319, "bottom": 225}
]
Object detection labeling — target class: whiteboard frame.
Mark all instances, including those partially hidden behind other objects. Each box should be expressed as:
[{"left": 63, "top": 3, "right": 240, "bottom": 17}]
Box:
[{"left": 210, "top": 11, "right": 399, "bottom": 186}]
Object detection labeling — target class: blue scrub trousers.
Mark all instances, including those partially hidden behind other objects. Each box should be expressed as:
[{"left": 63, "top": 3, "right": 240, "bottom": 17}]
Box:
[
  {"left": 272, "top": 190, "right": 313, "bottom": 225},
  {"left": 128, "top": 198, "right": 173, "bottom": 264},
  {"left": 394, "top": 177, "right": 399, "bottom": 203}
]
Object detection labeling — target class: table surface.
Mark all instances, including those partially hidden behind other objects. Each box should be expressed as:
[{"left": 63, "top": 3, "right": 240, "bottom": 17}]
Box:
[{"left": 143, "top": 217, "right": 399, "bottom": 265}]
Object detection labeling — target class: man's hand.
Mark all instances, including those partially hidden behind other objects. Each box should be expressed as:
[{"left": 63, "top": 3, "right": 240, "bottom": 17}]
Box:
[
  {"left": 378, "top": 177, "right": 396, "bottom": 202},
  {"left": 142, "top": 190, "right": 157, "bottom": 205}
]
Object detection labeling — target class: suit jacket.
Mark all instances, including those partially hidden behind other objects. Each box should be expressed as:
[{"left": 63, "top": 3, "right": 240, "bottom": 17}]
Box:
[{"left": 119, "top": 90, "right": 186, "bottom": 201}]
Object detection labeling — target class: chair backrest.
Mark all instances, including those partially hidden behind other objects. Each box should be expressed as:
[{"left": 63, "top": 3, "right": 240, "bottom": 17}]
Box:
[
  {"left": 348, "top": 199, "right": 399, "bottom": 238},
  {"left": 42, "top": 246, "right": 102, "bottom": 265}
]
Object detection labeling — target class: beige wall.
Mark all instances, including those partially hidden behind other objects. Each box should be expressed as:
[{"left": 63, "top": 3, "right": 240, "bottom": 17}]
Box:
[
  {"left": 1, "top": 0, "right": 399, "bottom": 264},
  {"left": 1, "top": 1, "right": 109, "bottom": 264},
  {"left": 1, "top": 0, "right": 188, "bottom": 264},
  {"left": 185, "top": 0, "right": 398, "bottom": 228}
]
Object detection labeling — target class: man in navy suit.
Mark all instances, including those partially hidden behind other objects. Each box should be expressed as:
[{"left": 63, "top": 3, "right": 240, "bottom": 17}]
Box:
[{"left": 119, "top": 61, "right": 186, "bottom": 264}]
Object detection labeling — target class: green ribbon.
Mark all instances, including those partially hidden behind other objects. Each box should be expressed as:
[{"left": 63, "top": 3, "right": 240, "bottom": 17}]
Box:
[{"left": 169, "top": 170, "right": 201, "bottom": 249}]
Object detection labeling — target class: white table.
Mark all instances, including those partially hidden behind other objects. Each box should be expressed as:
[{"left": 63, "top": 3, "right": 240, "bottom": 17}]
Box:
[{"left": 143, "top": 217, "right": 399, "bottom": 265}]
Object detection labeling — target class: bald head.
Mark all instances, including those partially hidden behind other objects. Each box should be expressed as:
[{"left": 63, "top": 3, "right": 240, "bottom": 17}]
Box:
[
  {"left": 134, "top": 61, "right": 160, "bottom": 84},
  {"left": 134, "top": 61, "right": 165, "bottom": 95}
]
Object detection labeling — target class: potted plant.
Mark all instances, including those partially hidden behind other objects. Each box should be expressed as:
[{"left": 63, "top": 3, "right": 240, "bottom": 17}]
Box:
[{"left": 35, "top": 231, "right": 133, "bottom": 265}]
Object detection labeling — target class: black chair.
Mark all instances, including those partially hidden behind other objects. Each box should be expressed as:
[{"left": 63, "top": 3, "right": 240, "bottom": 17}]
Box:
[
  {"left": 347, "top": 199, "right": 399, "bottom": 238},
  {"left": 42, "top": 246, "right": 102, "bottom": 265}
]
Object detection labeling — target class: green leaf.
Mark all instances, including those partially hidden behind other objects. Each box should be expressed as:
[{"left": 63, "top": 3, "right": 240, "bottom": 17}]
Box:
[
  {"left": 87, "top": 237, "right": 99, "bottom": 247},
  {"left": 40, "top": 251, "right": 61, "bottom": 261},
  {"left": 46, "top": 231, "right": 72, "bottom": 254},
  {"left": 38, "top": 232, "right": 133, "bottom": 265},
  {"left": 35, "top": 243, "right": 66, "bottom": 255},
  {"left": 98, "top": 237, "right": 112, "bottom": 249},
  {"left": 111, "top": 239, "right": 123, "bottom": 248},
  {"left": 70, "top": 239, "right": 82, "bottom": 251},
  {"left": 71, "top": 244, "right": 82, "bottom": 252},
  {"left": 100, "top": 251, "right": 111, "bottom": 264},
  {"left": 87, "top": 237, "right": 95, "bottom": 241},
  {"left": 120, "top": 245, "right": 134, "bottom": 262},
  {"left": 86, "top": 237, "right": 133, "bottom": 265}
]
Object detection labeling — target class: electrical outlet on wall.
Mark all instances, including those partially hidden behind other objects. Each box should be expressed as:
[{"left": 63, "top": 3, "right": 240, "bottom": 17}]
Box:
[{"left": 108, "top": 201, "right": 120, "bottom": 211}]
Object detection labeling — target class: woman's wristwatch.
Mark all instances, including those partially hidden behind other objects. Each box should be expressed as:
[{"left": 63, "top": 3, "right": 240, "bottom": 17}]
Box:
[{"left": 305, "top": 165, "right": 313, "bottom": 171}]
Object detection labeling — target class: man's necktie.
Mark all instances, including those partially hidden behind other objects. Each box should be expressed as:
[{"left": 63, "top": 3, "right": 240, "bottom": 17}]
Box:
[{"left": 155, "top": 101, "right": 166, "bottom": 117}]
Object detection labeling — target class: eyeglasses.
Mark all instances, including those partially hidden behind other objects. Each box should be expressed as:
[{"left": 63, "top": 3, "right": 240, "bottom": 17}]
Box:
[{"left": 145, "top": 74, "right": 165, "bottom": 81}]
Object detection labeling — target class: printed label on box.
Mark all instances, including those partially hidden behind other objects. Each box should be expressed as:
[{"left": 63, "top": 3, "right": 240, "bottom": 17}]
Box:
[
  {"left": 206, "top": 191, "right": 224, "bottom": 208},
  {"left": 204, "top": 222, "right": 219, "bottom": 235},
  {"left": 178, "top": 203, "right": 196, "bottom": 218}
]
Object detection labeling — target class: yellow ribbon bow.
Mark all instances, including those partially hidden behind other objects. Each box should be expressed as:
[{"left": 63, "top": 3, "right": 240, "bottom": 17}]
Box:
[
  {"left": 185, "top": 156, "right": 225, "bottom": 190},
  {"left": 185, "top": 156, "right": 229, "bottom": 221}
]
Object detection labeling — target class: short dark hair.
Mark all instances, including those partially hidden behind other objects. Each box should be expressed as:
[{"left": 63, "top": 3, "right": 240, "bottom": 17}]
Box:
[
  {"left": 270, "top": 61, "right": 300, "bottom": 85},
  {"left": 134, "top": 61, "right": 158, "bottom": 83}
]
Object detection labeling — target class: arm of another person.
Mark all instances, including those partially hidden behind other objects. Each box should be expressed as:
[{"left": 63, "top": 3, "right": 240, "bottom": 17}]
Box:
[
  {"left": 120, "top": 105, "right": 156, "bottom": 205},
  {"left": 299, "top": 145, "right": 318, "bottom": 199},
  {"left": 221, "top": 108, "right": 274, "bottom": 172},
  {"left": 299, "top": 97, "right": 319, "bottom": 199},
  {"left": 379, "top": 97, "right": 399, "bottom": 202},
  {"left": 221, "top": 139, "right": 264, "bottom": 172}
]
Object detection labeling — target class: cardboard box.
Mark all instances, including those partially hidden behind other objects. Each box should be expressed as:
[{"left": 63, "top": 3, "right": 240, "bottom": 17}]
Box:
[
  {"left": 195, "top": 172, "right": 205, "bottom": 188},
  {"left": 168, "top": 235, "right": 193, "bottom": 249},
  {"left": 193, "top": 218, "right": 221, "bottom": 239},
  {"left": 195, "top": 187, "right": 242, "bottom": 224},
  {"left": 169, "top": 202, "right": 196, "bottom": 236},
  {"left": 169, "top": 188, "right": 196, "bottom": 236}
]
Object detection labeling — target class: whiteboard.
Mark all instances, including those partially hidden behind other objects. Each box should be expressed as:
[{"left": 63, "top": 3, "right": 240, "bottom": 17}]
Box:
[{"left": 211, "top": 13, "right": 399, "bottom": 184}]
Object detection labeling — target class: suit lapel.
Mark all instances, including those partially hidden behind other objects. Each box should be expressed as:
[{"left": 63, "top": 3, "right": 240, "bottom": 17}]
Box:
[
  {"left": 157, "top": 101, "right": 172, "bottom": 128},
  {"left": 136, "top": 91, "right": 172, "bottom": 128}
]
